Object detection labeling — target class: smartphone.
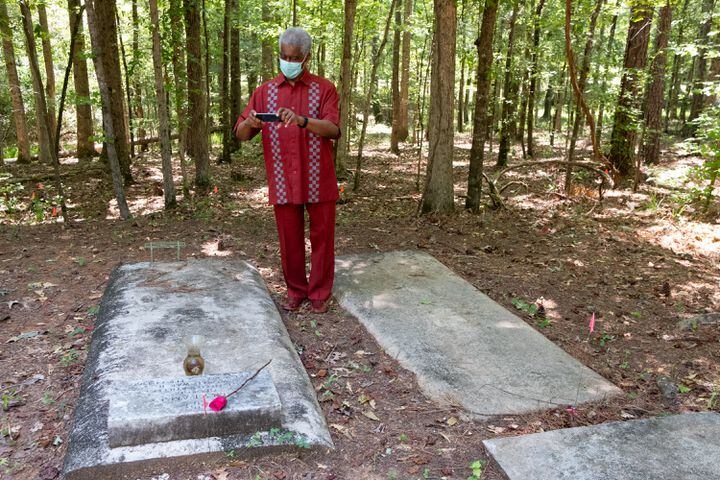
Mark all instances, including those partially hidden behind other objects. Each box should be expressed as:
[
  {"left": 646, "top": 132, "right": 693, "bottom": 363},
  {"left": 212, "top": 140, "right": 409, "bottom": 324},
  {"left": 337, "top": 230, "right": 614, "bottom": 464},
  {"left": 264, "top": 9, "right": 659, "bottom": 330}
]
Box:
[{"left": 254, "top": 112, "right": 281, "bottom": 122}]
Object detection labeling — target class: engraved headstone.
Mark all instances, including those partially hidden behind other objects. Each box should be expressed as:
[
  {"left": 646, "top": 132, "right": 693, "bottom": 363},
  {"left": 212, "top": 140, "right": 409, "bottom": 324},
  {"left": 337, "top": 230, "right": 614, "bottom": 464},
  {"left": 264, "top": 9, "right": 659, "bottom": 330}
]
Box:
[{"left": 107, "top": 370, "right": 281, "bottom": 447}]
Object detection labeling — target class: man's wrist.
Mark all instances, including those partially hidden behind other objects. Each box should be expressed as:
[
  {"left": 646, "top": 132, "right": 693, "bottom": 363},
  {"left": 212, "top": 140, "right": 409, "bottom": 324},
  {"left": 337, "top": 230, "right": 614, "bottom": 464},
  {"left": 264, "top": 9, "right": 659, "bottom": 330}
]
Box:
[{"left": 299, "top": 116, "right": 309, "bottom": 128}]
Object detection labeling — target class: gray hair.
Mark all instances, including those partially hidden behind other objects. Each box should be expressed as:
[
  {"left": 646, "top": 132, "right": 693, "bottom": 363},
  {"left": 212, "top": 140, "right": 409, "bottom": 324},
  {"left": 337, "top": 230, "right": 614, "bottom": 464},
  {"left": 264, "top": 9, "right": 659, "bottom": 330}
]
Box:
[{"left": 279, "top": 28, "right": 312, "bottom": 56}]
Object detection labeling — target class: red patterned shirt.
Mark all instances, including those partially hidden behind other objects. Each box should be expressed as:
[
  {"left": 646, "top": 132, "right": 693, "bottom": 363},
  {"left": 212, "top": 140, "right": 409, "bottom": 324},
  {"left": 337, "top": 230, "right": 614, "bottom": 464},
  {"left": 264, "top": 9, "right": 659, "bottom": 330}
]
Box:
[{"left": 236, "top": 70, "right": 340, "bottom": 205}]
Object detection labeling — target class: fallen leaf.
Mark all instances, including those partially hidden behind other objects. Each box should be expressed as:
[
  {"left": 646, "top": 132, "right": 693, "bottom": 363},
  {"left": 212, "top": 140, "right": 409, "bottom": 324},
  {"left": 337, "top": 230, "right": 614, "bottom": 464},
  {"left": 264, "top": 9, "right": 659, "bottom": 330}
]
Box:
[
  {"left": 362, "top": 410, "right": 380, "bottom": 421},
  {"left": 446, "top": 417, "right": 458, "bottom": 426},
  {"left": 486, "top": 425, "right": 506, "bottom": 434}
]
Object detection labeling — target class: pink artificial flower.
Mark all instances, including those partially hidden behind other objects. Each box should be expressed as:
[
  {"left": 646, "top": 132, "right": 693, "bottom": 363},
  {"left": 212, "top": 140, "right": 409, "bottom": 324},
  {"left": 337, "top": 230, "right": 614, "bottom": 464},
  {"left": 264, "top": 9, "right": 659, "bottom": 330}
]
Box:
[{"left": 209, "top": 395, "right": 227, "bottom": 412}]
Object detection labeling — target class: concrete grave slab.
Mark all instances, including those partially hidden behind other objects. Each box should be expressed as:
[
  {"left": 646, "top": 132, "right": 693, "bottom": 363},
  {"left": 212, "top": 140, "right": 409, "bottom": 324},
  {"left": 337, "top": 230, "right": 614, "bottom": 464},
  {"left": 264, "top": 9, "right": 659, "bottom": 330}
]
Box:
[
  {"left": 63, "top": 259, "right": 332, "bottom": 480},
  {"left": 334, "top": 250, "right": 620, "bottom": 417},
  {"left": 483, "top": 412, "right": 720, "bottom": 480}
]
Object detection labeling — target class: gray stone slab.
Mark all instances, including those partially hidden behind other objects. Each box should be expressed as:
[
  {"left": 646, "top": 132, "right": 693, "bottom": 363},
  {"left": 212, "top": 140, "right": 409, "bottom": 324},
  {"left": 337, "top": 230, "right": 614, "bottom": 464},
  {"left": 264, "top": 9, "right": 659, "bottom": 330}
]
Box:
[
  {"left": 334, "top": 250, "right": 621, "bottom": 417},
  {"left": 107, "top": 370, "right": 281, "bottom": 447},
  {"left": 483, "top": 412, "right": 720, "bottom": 480},
  {"left": 63, "top": 259, "right": 332, "bottom": 480}
]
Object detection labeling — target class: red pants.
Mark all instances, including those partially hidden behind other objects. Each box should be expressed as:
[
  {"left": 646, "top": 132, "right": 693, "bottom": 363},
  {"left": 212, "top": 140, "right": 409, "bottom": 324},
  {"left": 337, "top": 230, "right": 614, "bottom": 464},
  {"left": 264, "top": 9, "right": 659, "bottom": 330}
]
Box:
[{"left": 273, "top": 201, "right": 336, "bottom": 301}]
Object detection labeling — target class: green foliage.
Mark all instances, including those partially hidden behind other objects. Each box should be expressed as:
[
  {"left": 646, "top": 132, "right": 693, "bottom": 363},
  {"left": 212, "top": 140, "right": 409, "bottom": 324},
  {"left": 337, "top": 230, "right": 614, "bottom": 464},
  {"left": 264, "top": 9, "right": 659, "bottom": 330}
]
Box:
[
  {"left": 688, "top": 104, "right": 720, "bottom": 208},
  {"left": 467, "top": 459, "right": 486, "bottom": 480},
  {"left": 512, "top": 298, "right": 538, "bottom": 316}
]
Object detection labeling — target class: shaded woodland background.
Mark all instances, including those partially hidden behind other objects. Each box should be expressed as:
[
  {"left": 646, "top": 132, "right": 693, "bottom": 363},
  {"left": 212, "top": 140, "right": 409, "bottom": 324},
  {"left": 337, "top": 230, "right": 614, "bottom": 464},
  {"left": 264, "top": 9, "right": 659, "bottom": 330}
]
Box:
[{"left": 0, "top": 0, "right": 718, "bottom": 219}]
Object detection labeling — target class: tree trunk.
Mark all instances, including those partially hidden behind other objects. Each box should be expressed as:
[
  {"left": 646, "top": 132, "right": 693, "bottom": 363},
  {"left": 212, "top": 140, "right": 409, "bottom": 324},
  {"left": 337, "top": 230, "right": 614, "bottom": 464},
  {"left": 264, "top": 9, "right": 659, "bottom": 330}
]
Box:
[
  {"left": 116, "top": 9, "right": 135, "bottom": 160},
  {"left": 420, "top": 0, "right": 456, "bottom": 214},
  {"left": 261, "top": 0, "right": 274, "bottom": 81},
  {"left": 664, "top": 0, "right": 689, "bottom": 132},
  {"left": 640, "top": 1, "right": 671, "bottom": 165},
  {"left": 0, "top": 0, "right": 31, "bottom": 163},
  {"left": 37, "top": 2, "right": 57, "bottom": 136},
  {"left": 353, "top": 0, "right": 397, "bottom": 191},
  {"left": 67, "top": 0, "right": 94, "bottom": 161},
  {"left": 335, "top": 0, "right": 357, "bottom": 180},
  {"left": 131, "top": 0, "right": 147, "bottom": 152},
  {"left": 496, "top": 0, "right": 521, "bottom": 168},
  {"left": 596, "top": 7, "right": 618, "bottom": 149},
  {"left": 97, "top": 0, "right": 132, "bottom": 183},
  {"left": 220, "top": 0, "right": 232, "bottom": 164},
  {"left": 390, "top": 0, "right": 402, "bottom": 154},
  {"left": 525, "top": 0, "right": 546, "bottom": 158},
  {"left": 18, "top": 1, "right": 53, "bottom": 165},
  {"left": 564, "top": 0, "right": 603, "bottom": 190},
  {"left": 149, "top": 0, "right": 177, "bottom": 208},
  {"left": 169, "top": 0, "right": 189, "bottom": 194},
  {"left": 465, "top": 0, "right": 498, "bottom": 212},
  {"left": 230, "top": 0, "right": 242, "bottom": 152},
  {"left": 184, "top": 0, "right": 210, "bottom": 189},
  {"left": 685, "top": 0, "right": 715, "bottom": 133},
  {"left": 397, "top": 0, "right": 412, "bottom": 142},
  {"left": 85, "top": 0, "right": 130, "bottom": 218},
  {"left": 608, "top": 1, "right": 653, "bottom": 177},
  {"left": 456, "top": 0, "right": 466, "bottom": 133}
]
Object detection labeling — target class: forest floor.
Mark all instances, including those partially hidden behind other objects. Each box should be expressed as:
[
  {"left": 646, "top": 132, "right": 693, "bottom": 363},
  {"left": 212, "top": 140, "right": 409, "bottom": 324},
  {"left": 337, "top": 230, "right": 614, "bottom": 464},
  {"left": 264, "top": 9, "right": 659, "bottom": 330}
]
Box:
[{"left": 1, "top": 130, "right": 719, "bottom": 480}]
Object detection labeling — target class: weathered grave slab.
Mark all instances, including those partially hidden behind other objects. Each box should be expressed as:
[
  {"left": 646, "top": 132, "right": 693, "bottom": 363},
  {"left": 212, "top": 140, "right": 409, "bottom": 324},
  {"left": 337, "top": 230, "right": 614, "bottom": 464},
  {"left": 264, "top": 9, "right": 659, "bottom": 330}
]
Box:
[
  {"left": 334, "top": 251, "right": 620, "bottom": 417},
  {"left": 483, "top": 412, "right": 720, "bottom": 480},
  {"left": 63, "top": 259, "right": 332, "bottom": 480},
  {"left": 107, "top": 370, "right": 281, "bottom": 447}
]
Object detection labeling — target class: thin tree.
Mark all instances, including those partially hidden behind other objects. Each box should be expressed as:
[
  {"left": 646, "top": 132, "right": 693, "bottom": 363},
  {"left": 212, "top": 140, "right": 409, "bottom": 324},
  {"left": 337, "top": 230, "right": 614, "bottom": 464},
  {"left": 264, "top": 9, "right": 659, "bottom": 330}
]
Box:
[
  {"left": 96, "top": 0, "right": 132, "bottom": 183},
  {"left": 149, "top": 0, "right": 176, "bottom": 208},
  {"left": 353, "top": 0, "right": 397, "bottom": 191},
  {"left": 184, "top": 0, "right": 210, "bottom": 189},
  {"left": 37, "top": 1, "right": 56, "bottom": 134},
  {"left": 168, "top": 0, "right": 189, "bottom": 194},
  {"left": 420, "top": 0, "right": 457, "bottom": 214},
  {"left": 595, "top": 4, "right": 619, "bottom": 148},
  {"left": 230, "top": 0, "right": 242, "bottom": 152},
  {"left": 336, "top": 0, "right": 357, "bottom": 179},
  {"left": 390, "top": 0, "right": 402, "bottom": 154},
  {"left": 0, "top": 0, "right": 30, "bottom": 163},
  {"left": 525, "top": 0, "right": 546, "bottom": 158},
  {"left": 53, "top": 3, "right": 88, "bottom": 222},
  {"left": 496, "top": 0, "right": 521, "bottom": 168},
  {"left": 131, "top": 0, "right": 147, "bottom": 151},
  {"left": 685, "top": 0, "right": 715, "bottom": 133},
  {"left": 116, "top": 8, "right": 136, "bottom": 159},
  {"left": 465, "top": 0, "right": 498, "bottom": 212},
  {"left": 608, "top": 1, "right": 653, "bottom": 177},
  {"left": 18, "top": 0, "right": 53, "bottom": 165},
  {"left": 456, "top": 0, "right": 466, "bottom": 133},
  {"left": 664, "top": 0, "right": 689, "bottom": 132},
  {"left": 640, "top": 0, "right": 671, "bottom": 166},
  {"left": 397, "top": 0, "right": 412, "bottom": 142},
  {"left": 261, "top": 0, "right": 274, "bottom": 81},
  {"left": 85, "top": 0, "right": 130, "bottom": 219},
  {"left": 564, "top": 0, "right": 604, "bottom": 191},
  {"left": 220, "top": 0, "right": 232, "bottom": 164},
  {"left": 68, "top": 0, "right": 95, "bottom": 161}
]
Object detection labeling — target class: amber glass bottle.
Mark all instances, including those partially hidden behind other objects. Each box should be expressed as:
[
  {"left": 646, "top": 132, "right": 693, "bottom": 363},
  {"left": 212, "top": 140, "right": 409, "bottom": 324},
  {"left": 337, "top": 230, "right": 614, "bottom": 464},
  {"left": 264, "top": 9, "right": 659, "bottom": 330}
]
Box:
[{"left": 183, "top": 335, "right": 205, "bottom": 375}]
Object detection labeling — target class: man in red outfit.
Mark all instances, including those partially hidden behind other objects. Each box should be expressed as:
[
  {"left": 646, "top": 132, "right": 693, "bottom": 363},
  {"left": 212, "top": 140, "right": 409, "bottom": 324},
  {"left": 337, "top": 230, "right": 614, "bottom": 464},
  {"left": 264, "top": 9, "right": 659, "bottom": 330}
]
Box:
[{"left": 234, "top": 27, "right": 340, "bottom": 314}]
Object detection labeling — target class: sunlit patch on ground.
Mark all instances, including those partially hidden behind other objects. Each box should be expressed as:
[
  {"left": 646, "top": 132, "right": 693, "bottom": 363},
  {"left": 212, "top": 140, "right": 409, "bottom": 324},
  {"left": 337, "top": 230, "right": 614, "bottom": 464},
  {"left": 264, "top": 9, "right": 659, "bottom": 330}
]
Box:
[{"left": 638, "top": 220, "right": 720, "bottom": 259}]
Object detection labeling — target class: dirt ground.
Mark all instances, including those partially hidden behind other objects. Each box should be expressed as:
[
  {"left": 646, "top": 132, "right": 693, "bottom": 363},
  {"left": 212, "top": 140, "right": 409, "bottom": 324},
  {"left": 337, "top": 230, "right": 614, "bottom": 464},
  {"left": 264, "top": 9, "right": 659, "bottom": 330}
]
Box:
[{"left": 1, "top": 132, "right": 719, "bottom": 480}]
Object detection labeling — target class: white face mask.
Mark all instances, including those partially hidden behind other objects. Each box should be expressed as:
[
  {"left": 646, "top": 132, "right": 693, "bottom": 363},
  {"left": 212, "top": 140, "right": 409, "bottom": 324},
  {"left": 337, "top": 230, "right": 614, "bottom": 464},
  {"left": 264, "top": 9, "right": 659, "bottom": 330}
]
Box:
[{"left": 279, "top": 54, "right": 307, "bottom": 79}]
